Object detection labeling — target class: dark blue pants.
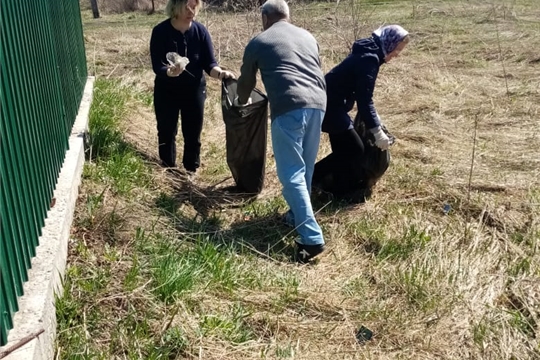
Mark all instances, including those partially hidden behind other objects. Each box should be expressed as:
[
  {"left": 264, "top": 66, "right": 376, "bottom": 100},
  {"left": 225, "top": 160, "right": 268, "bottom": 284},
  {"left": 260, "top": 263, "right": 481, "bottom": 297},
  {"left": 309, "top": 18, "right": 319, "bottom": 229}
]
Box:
[
  {"left": 313, "top": 128, "right": 365, "bottom": 196},
  {"left": 154, "top": 81, "right": 206, "bottom": 171}
]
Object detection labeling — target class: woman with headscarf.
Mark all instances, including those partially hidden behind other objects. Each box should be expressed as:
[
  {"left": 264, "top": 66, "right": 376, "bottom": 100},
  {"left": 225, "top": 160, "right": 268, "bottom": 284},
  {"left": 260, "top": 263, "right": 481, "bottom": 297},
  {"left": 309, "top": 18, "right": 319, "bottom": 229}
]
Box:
[{"left": 312, "top": 24, "right": 409, "bottom": 201}]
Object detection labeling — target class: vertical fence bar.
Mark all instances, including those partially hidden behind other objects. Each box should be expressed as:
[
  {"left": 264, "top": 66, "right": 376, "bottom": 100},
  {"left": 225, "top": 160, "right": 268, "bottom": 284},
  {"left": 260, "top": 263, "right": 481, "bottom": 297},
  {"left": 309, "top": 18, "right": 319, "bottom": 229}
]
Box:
[
  {"left": 0, "top": 105, "right": 18, "bottom": 347},
  {"left": 1, "top": 1, "right": 35, "bottom": 283},
  {"left": 0, "top": 0, "right": 88, "bottom": 346},
  {"left": 17, "top": 0, "right": 55, "bottom": 236}
]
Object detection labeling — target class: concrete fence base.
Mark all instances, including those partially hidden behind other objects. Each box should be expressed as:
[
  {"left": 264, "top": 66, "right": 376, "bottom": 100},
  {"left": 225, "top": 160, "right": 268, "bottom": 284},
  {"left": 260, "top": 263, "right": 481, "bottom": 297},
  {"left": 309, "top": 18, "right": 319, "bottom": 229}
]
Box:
[{"left": 1, "top": 76, "right": 94, "bottom": 360}]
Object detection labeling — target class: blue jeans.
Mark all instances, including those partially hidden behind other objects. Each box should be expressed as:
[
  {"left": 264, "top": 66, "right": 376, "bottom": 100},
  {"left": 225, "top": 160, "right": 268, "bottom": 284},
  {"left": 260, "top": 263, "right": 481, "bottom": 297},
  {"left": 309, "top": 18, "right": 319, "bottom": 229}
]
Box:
[{"left": 271, "top": 108, "right": 325, "bottom": 246}]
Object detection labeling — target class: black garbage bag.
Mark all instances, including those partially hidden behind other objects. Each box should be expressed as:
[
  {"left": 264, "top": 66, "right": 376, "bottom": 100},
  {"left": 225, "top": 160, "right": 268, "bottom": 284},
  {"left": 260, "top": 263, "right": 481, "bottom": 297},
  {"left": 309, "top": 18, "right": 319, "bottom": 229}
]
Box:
[
  {"left": 313, "top": 115, "right": 394, "bottom": 203},
  {"left": 221, "top": 79, "right": 269, "bottom": 194},
  {"left": 354, "top": 119, "right": 394, "bottom": 189}
]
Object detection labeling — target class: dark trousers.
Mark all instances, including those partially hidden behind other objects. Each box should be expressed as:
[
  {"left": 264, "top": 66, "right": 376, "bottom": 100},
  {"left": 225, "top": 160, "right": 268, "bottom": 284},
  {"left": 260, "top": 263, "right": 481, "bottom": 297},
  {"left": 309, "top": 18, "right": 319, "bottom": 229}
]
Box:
[
  {"left": 154, "top": 81, "right": 206, "bottom": 171},
  {"left": 313, "top": 128, "right": 365, "bottom": 196}
]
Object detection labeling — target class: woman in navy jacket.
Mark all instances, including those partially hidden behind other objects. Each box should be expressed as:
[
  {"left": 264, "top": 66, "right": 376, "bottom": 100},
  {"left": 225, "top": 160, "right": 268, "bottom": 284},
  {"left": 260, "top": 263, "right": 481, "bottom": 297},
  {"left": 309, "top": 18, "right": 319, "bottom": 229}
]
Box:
[
  {"left": 313, "top": 25, "right": 409, "bottom": 198},
  {"left": 150, "top": 0, "right": 234, "bottom": 172}
]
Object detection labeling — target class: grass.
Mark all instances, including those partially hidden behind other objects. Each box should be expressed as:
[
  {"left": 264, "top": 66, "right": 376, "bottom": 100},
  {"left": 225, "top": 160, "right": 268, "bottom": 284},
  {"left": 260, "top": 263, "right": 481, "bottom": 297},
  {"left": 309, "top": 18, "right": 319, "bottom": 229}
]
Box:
[{"left": 56, "top": 0, "right": 540, "bottom": 359}]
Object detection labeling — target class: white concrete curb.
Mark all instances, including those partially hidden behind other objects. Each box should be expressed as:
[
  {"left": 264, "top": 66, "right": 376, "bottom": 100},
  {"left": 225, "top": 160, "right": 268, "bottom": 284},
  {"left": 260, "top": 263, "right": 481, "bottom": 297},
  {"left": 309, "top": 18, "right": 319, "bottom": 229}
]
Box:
[{"left": 1, "top": 76, "right": 95, "bottom": 360}]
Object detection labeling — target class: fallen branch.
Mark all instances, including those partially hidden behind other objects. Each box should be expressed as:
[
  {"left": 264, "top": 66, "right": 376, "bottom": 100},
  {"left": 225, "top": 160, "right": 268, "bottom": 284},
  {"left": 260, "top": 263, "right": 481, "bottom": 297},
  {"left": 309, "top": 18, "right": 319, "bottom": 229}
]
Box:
[{"left": 0, "top": 328, "right": 45, "bottom": 359}]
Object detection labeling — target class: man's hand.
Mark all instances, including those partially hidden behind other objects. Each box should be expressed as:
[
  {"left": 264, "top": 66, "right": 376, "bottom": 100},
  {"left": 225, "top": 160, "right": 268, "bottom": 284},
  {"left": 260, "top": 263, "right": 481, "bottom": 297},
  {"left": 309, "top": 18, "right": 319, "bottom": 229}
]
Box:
[
  {"left": 233, "top": 96, "right": 252, "bottom": 107},
  {"left": 371, "top": 126, "right": 391, "bottom": 150}
]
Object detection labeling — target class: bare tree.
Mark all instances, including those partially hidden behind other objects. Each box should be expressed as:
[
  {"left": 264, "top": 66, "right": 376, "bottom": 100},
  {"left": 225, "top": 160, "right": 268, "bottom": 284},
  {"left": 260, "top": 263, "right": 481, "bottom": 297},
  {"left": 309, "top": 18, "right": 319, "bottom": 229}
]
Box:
[{"left": 90, "top": 0, "right": 100, "bottom": 18}]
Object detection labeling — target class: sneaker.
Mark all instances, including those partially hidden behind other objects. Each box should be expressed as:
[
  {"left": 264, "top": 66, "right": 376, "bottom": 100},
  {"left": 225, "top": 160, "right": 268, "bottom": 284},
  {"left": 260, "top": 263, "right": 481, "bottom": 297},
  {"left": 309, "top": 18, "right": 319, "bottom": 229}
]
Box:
[{"left": 295, "top": 241, "right": 325, "bottom": 264}]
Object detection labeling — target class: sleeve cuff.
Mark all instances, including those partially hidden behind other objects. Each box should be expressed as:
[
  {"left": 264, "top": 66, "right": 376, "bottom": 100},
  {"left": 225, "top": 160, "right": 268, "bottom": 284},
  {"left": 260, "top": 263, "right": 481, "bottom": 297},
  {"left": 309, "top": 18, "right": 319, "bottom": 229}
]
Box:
[{"left": 369, "top": 126, "right": 382, "bottom": 134}]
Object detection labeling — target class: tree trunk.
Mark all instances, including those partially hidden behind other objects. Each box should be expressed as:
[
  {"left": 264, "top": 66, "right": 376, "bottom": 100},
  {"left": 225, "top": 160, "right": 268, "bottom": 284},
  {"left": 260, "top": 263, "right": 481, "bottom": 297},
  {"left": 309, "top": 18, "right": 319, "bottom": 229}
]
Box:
[
  {"left": 148, "top": 0, "right": 155, "bottom": 15},
  {"left": 90, "top": 0, "right": 100, "bottom": 19}
]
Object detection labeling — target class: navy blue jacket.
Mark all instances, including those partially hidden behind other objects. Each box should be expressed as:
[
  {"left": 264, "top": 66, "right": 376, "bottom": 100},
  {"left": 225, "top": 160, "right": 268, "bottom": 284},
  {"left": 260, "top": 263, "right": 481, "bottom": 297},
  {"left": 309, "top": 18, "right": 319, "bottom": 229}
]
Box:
[
  {"left": 150, "top": 20, "right": 218, "bottom": 88},
  {"left": 322, "top": 36, "right": 385, "bottom": 133}
]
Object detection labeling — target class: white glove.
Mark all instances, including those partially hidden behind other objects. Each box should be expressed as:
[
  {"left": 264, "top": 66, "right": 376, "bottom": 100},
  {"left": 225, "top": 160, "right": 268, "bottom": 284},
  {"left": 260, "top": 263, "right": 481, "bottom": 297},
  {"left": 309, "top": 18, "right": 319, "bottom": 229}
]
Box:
[
  {"left": 233, "top": 96, "right": 252, "bottom": 107},
  {"left": 371, "top": 126, "right": 391, "bottom": 150}
]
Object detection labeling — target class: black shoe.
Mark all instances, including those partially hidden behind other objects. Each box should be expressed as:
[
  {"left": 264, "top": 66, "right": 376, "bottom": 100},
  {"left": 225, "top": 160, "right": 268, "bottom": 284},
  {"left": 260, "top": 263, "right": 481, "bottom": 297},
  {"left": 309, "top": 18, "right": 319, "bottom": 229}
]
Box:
[
  {"left": 183, "top": 163, "right": 198, "bottom": 173},
  {"left": 295, "top": 242, "right": 325, "bottom": 264},
  {"left": 165, "top": 167, "right": 185, "bottom": 176},
  {"left": 342, "top": 187, "right": 372, "bottom": 204},
  {"left": 161, "top": 161, "right": 177, "bottom": 168},
  {"left": 332, "top": 187, "right": 372, "bottom": 204}
]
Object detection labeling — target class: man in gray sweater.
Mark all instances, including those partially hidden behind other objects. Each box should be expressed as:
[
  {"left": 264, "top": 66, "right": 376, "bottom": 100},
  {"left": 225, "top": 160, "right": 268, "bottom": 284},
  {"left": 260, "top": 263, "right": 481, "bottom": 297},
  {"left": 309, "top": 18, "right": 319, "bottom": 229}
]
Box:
[{"left": 236, "top": 0, "right": 327, "bottom": 263}]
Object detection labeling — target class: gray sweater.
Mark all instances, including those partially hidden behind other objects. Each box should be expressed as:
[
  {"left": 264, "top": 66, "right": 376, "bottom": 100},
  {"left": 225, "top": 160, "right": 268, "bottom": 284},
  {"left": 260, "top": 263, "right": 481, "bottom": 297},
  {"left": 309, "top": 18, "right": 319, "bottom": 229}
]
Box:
[{"left": 237, "top": 21, "right": 326, "bottom": 120}]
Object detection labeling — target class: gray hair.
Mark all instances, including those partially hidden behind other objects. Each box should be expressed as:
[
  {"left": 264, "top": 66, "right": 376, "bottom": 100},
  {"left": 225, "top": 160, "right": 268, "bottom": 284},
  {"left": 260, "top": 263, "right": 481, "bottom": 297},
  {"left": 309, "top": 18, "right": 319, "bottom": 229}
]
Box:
[{"left": 261, "top": 0, "right": 289, "bottom": 19}]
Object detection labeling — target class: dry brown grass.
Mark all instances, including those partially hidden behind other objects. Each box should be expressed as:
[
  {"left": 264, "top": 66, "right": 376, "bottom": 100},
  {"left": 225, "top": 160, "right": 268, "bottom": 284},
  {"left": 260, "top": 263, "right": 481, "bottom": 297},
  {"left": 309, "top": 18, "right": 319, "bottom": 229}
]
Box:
[
  {"left": 59, "top": 0, "right": 540, "bottom": 359},
  {"left": 81, "top": 0, "right": 169, "bottom": 14}
]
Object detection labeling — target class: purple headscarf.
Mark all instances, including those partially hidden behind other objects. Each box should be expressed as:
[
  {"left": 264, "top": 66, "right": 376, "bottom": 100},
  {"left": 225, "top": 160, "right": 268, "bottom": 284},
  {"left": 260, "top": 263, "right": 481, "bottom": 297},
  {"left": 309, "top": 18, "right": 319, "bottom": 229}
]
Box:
[{"left": 373, "top": 25, "right": 409, "bottom": 56}]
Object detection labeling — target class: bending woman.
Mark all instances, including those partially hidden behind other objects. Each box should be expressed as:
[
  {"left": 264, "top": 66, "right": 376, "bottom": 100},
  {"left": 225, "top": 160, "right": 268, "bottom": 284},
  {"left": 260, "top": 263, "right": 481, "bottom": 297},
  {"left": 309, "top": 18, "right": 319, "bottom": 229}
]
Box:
[{"left": 313, "top": 25, "right": 409, "bottom": 199}]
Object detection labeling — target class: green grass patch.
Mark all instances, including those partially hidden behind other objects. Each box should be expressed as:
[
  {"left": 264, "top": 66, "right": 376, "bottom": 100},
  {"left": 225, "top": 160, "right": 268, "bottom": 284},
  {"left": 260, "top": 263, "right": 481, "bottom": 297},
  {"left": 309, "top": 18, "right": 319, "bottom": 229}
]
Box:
[
  {"left": 84, "top": 79, "right": 150, "bottom": 195},
  {"left": 56, "top": 266, "right": 108, "bottom": 358},
  {"left": 199, "top": 304, "right": 255, "bottom": 344},
  {"left": 378, "top": 224, "right": 432, "bottom": 261},
  {"left": 150, "top": 236, "right": 264, "bottom": 303},
  {"left": 88, "top": 79, "right": 129, "bottom": 158}
]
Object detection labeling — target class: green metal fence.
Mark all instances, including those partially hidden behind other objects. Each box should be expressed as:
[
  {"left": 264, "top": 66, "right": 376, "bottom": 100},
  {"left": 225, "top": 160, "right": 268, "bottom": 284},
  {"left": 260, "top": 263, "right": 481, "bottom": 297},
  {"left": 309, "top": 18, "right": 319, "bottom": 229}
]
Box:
[{"left": 0, "top": 0, "right": 87, "bottom": 346}]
